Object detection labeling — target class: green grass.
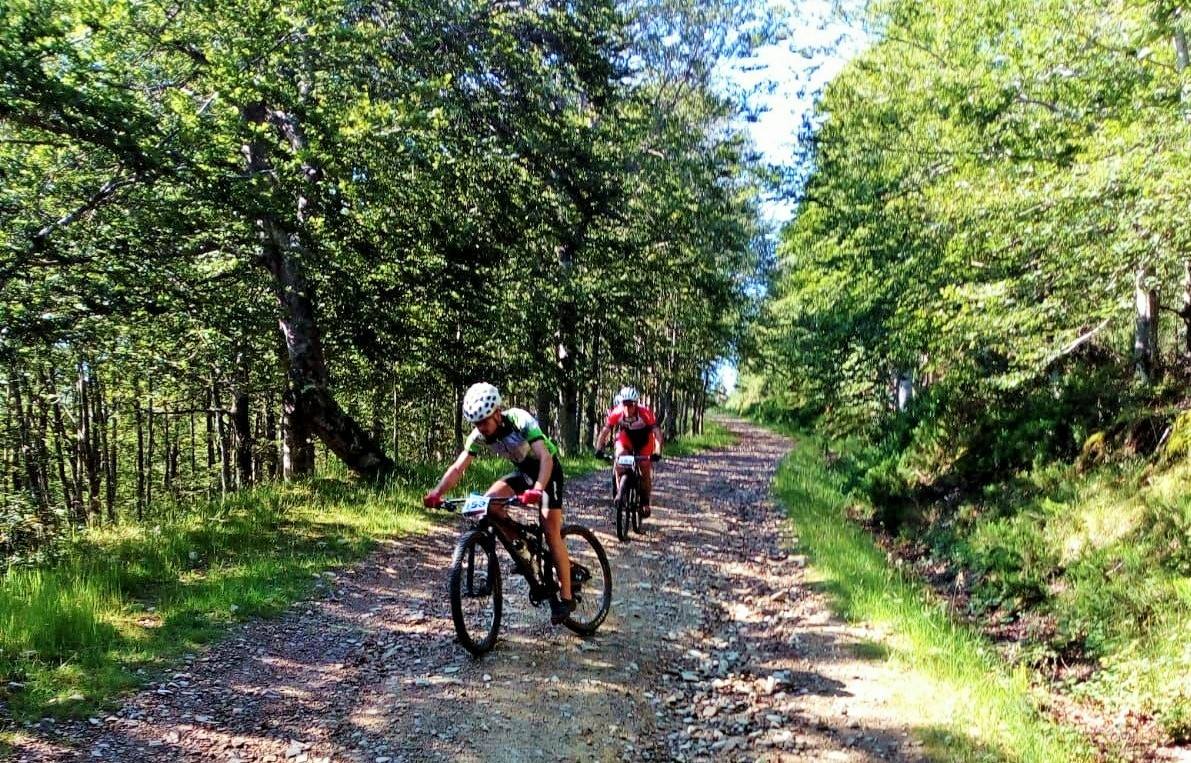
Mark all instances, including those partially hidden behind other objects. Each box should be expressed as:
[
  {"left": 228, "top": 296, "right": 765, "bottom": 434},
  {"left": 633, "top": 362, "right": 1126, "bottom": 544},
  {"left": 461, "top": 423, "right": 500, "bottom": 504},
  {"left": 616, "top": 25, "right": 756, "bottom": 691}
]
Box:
[
  {"left": 0, "top": 427, "right": 732, "bottom": 729},
  {"left": 0, "top": 476, "right": 428, "bottom": 724},
  {"left": 772, "top": 433, "right": 1094, "bottom": 762}
]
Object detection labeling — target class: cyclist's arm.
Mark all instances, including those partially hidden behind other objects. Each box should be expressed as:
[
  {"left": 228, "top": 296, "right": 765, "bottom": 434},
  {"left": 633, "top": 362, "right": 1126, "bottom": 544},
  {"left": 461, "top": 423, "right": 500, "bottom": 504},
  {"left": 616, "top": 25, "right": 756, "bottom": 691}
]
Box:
[
  {"left": 530, "top": 439, "right": 553, "bottom": 493},
  {"left": 594, "top": 424, "right": 612, "bottom": 451},
  {"left": 652, "top": 425, "right": 664, "bottom": 454},
  {"left": 433, "top": 451, "right": 474, "bottom": 495}
]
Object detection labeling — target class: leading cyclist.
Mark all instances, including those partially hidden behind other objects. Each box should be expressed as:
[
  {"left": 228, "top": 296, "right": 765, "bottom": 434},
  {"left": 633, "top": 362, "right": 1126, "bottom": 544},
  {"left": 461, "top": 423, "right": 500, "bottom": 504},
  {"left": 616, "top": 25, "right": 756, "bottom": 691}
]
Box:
[{"left": 423, "top": 382, "right": 575, "bottom": 624}]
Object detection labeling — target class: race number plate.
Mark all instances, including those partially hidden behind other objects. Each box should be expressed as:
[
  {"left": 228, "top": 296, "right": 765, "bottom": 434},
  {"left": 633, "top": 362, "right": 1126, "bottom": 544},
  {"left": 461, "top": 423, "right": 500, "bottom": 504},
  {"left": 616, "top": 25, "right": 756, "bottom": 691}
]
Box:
[
  {"left": 461, "top": 494, "right": 490, "bottom": 518},
  {"left": 616, "top": 455, "right": 637, "bottom": 467}
]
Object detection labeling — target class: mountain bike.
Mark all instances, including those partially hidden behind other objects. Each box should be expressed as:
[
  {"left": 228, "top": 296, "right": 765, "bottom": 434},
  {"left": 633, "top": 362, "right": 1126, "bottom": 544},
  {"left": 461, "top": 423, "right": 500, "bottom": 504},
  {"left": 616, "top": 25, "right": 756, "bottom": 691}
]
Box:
[
  {"left": 440, "top": 493, "right": 612, "bottom": 656},
  {"left": 599, "top": 453, "right": 657, "bottom": 541}
]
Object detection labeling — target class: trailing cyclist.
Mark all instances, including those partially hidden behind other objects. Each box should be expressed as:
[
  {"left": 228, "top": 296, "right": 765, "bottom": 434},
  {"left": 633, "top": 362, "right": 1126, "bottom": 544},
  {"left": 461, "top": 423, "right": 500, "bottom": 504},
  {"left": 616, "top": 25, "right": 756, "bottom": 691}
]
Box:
[
  {"left": 595, "top": 386, "right": 663, "bottom": 518},
  {"left": 423, "top": 382, "right": 576, "bottom": 624}
]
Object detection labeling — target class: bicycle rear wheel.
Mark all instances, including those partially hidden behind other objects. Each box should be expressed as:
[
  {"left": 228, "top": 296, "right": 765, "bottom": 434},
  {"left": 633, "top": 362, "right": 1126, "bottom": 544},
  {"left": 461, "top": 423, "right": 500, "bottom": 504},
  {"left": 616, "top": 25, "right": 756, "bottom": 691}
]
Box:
[
  {"left": 448, "top": 530, "right": 502, "bottom": 656},
  {"left": 561, "top": 524, "right": 612, "bottom": 636}
]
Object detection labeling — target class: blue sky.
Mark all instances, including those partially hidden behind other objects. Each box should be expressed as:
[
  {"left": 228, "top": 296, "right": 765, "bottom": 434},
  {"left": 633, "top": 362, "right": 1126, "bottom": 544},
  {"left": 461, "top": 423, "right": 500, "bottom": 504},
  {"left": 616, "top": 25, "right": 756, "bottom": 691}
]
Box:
[{"left": 711, "top": 0, "right": 869, "bottom": 394}]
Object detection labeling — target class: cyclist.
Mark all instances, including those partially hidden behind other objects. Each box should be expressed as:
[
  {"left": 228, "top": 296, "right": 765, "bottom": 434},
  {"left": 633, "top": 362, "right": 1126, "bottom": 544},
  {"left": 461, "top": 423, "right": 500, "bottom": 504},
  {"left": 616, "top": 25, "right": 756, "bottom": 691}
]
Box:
[
  {"left": 594, "top": 386, "right": 663, "bottom": 517},
  {"left": 423, "top": 382, "right": 575, "bottom": 624}
]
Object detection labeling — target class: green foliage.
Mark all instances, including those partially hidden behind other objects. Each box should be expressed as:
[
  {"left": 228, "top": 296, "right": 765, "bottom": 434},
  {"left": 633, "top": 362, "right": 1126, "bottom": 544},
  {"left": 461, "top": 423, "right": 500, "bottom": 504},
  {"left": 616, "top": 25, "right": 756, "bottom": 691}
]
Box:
[{"left": 0, "top": 0, "right": 769, "bottom": 555}]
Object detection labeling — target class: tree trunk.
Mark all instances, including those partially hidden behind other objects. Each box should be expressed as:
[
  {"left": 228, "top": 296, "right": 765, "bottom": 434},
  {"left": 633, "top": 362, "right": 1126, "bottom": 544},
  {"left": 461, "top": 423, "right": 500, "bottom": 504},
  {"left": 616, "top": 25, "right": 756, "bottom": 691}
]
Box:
[
  {"left": 93, "top": 379, "right": 113, "bottom": 522},
  {"left": 76, "top": 366, "right": 101, "bottom": 521},
  {"left": 895, "top": 369, "right": 914, "bottom": 412},
  {"left": 189, "top": 410, "right": 197, "bottom": 487},
  {"left": 14, "top": 375, "right": 50, "bottom": 520},
  {"left": 584, "top": 328, "right": 602, "bottom": 449},
  {"left": 162, "top": 401, "right": 172, "bottom": 496},
  {"left": 135, "top": 400, "right": 145, "bottom": 520},
  {"left": 146, "top": 374, "right": 154, "bottom": 510},
  {"left": 4, "top": 384, "right": 19, "bottom": 493},
  {"left": 264, "top": 394, "right": 279, "bottom": 479},
  {"left": 557, "top": 317, "right": 580, "bottom": 455},
  {"left": 26, "top": 374, "right": 54, "bottom": 527},
  {"left": 1135, "top": 265, "right": 1160, "bottom": 383},
  {"left": 212, "top": 380, "right": 230, "bottom": 496},
  {"left": 87, "top": 374, "right": 103, "bottom": 521},
  {"left": 282, "top": 377, "right": 315, "bottom": 479},
  {"left": 391, "top": 383, "right": 400, "bottom": 462},
  {"left": 535, "top": 386, "right": 554, "bottom": 434},
  {"left": 232, "top": 357, "right": 253, "bottom": 488},
  {"left": 45, "top": 366, "right": 80, "bottom": 522},
  {"left": 106, "top": 412, "right": 117, "bottom": 521},
  {"left": 1182, "top": 260, "right": 1191, "bottom": 360},
  {"left": 242, "top": 101, "right": 393, "bottom": 481},
  {"left": 453, "top": 381, "right": 464, "bottom": 454},
  {"left": 205, "top": 382, "right": 216, "bottom": 493}
]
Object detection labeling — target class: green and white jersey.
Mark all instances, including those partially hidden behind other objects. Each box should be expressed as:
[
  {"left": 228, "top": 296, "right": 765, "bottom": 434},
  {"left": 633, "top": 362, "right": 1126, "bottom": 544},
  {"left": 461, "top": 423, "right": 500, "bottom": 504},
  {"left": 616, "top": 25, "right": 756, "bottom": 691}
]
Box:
[{"left": 465, "top": 408, "right": 560, "bottom": 472}]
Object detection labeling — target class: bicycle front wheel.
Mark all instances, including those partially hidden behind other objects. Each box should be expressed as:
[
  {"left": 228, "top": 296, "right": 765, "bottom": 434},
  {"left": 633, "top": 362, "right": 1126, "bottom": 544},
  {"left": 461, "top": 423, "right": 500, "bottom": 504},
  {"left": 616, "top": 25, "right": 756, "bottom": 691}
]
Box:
[
  {"left": 561, "top": 524, "right": 612, "bottom": 636},
  {"left": 448, "top": 530, "right": 502, "bottom": 656},
  {"left": 615, "top": 474, "right": 631, "bottom": 542}
]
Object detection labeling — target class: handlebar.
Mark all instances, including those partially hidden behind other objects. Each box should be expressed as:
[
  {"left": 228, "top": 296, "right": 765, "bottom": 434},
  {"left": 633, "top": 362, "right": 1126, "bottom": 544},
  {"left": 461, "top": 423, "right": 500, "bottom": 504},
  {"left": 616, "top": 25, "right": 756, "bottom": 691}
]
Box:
[
  {"left": 440, "top": 495, "right": 524, "bottom": 511},
  {"left": 596, "top": 453, "right": 661, "bottom": 462}
]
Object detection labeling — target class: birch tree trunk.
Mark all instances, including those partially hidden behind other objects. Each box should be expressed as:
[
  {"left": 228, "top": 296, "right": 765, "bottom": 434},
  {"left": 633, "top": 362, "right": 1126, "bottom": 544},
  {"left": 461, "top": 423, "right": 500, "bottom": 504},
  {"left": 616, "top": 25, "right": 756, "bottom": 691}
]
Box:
[{"left": 1135, "top": 266, "right": 1160, "bottom": 384}]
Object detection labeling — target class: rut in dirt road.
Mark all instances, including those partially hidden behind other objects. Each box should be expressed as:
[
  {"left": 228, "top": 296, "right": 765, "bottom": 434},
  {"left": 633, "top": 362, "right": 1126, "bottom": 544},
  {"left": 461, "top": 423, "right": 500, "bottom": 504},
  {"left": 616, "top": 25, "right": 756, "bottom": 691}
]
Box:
[{"left": 13, "top": 417, "right": 927, "bottom": 762}]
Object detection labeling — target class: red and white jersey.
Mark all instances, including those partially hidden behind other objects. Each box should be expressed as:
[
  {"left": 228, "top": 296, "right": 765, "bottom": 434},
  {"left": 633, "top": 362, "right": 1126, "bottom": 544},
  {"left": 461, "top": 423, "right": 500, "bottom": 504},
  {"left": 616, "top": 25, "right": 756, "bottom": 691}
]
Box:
[{"left": 607, "top": 403, "right": 657, "bottom": 451}]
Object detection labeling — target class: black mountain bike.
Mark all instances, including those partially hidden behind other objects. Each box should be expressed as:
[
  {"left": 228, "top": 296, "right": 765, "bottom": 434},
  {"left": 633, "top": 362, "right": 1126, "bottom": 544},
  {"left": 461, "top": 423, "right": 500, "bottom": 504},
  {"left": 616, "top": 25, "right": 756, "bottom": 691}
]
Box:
[
  {"left": 600, "top": 453, "right": 657, "bottom": 541},
  {"left": 440, "top": 494, "right": 612, "bottom": 656}
]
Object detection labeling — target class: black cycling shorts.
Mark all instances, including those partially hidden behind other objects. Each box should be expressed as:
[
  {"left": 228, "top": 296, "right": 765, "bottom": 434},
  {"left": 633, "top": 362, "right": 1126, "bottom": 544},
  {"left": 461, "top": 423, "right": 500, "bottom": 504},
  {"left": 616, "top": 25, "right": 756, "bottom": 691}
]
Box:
[{"left": 500, "top": 457, "right": 564, "bottom": 509}]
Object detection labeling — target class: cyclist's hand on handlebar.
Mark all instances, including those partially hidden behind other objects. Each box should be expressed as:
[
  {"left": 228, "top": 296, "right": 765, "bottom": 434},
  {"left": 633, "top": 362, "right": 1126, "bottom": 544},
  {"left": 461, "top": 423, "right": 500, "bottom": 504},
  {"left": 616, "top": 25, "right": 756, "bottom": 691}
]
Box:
[
  {"left": 519, "top": 488, "right": 544, "bottom": 507},
  {"left": 594, "top": 448, "right": 607, "bottom": 459},
  {"left": 423, "top": 490, "right": 443, "bottom": 509},
  {"left": 650, "top": 453, "right": 662, "bottom": 463}
]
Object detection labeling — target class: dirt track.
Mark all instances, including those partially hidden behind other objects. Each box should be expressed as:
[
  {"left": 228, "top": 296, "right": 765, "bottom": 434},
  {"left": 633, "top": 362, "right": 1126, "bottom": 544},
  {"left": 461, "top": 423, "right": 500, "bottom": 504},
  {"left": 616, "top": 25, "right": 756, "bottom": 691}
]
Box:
[{"left": 13, "top": 417, "right": 927, "bottom": 762}]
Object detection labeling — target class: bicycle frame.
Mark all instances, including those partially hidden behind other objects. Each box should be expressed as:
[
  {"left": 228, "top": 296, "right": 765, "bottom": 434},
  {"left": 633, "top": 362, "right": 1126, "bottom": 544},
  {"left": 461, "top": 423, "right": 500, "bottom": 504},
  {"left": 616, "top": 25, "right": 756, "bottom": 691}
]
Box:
[
  {"left": 445, "top": 495, "right": 560, "bottom": 606},
  {"left": 610, "top": 453, "right": 650, "bottom": 493}
]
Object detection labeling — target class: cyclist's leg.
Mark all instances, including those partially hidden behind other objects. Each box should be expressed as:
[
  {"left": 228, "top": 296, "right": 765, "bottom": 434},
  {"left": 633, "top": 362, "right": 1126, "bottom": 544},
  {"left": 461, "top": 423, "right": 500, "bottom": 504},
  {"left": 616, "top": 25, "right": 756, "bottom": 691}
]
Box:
[
  {"left": 614, "top": 431, "right": 638, "bottom": 496},
  {"left": 637, "top": 440, "right": 656, "bottom": 514},
  {"left": 543, "top": 506, "right": 571, "bottom": 602},
  {"left": 485, "top": 473, "right": 525, "bottom": 543},
  {"left": 541, "top": 461, "right": 574, "bottom": 621},
  {"left": 612, "top": 439, "right": 630, "bottom": 498}
]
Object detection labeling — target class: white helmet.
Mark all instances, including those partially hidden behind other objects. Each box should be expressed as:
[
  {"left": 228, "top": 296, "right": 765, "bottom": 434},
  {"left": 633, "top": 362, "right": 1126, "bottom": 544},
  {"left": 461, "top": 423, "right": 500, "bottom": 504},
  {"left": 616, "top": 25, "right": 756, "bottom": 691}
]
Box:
[
  {"left": 462, "top": 382, "right": 502, "bottom": 423},
  {"left": 617, "top": 386, "right": 639, "bottom": 403}
]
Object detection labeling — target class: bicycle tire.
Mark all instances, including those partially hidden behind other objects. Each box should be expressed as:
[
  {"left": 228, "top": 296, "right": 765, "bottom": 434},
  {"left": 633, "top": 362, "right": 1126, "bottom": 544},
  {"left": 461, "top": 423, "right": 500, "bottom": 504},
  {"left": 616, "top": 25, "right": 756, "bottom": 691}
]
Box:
[
  {"left": 631, "top": 482, "right": 643, "bottom": 533},
  {"left": 560, "top": 524, "right": 612, "bottom": 636},
  {"left": 448, "top": 530, "right": 502, "bottom": 656},
  {"left": 615, "top": 473, "right": 631, "bottom": 542}
]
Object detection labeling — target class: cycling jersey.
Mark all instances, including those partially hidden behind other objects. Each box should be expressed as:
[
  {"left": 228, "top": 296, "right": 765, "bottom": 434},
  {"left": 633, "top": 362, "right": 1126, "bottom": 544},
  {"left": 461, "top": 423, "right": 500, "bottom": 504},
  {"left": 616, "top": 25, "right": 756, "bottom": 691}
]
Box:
[
  {"left": 607, "top": 403, "right": 658, "bottom": 452},
  {"left": 465, "top": 407, "right": 561, "bottom": 473}
]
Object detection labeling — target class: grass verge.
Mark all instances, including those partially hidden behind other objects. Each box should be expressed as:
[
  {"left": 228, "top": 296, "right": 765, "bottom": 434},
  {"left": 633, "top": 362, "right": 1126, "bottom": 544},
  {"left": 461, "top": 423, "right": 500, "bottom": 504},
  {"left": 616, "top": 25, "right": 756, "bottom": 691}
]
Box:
[{"left": 772, "top": 432, "right": 1094, "bottom": 762}]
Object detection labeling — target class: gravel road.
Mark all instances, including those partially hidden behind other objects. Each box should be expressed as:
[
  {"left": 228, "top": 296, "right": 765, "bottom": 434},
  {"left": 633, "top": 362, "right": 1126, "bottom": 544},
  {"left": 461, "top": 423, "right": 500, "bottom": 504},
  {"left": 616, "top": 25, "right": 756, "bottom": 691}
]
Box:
[{"left": 12, "top": 417, "right": 926, "bottom": 762}]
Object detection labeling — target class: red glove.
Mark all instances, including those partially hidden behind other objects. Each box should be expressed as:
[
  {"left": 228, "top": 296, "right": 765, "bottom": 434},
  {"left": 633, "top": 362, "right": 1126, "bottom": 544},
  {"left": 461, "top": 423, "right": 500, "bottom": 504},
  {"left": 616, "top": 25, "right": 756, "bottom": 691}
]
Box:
[
  {"left": 423, "top": 490, "right": 443, "bottom": 509},
  {"left": 519, "top": 489, "right": 544, "bottom": 507}
]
